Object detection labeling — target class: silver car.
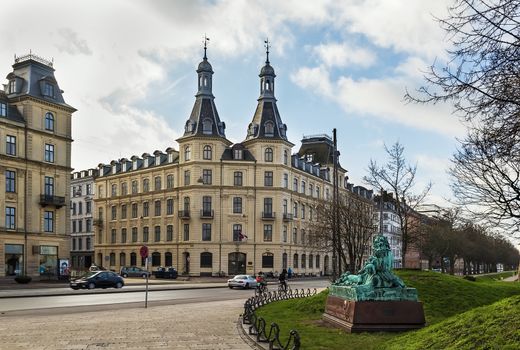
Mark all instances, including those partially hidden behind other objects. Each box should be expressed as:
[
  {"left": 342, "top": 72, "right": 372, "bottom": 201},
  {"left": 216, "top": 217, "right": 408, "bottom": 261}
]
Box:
[{"left": 227, "top": 275, "right": 257, "bottom": 289}]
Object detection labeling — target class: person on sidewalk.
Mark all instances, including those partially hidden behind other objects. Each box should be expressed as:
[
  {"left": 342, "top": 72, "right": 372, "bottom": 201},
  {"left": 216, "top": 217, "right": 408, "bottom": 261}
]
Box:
[
  {"left": 287, "top": 267, "right": 293, "bottom": 279},
  {"left": 279, "top": 269, "right": 288, "bottom": 291}
]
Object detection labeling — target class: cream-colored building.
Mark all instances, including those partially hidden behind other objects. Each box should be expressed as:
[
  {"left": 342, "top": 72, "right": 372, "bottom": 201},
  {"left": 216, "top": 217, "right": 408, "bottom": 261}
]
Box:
[
  {"left": 1, "top": 54, "right": 74, "bottom": 278},
  {"left": 94, "top": 51, "right": 351, "bottom": 276}
]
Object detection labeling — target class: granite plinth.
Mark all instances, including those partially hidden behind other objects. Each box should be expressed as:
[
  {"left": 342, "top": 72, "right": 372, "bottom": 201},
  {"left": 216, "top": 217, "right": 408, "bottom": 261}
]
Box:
[{"left": 323, "top": 295, "right": 425, "bottom": 333}]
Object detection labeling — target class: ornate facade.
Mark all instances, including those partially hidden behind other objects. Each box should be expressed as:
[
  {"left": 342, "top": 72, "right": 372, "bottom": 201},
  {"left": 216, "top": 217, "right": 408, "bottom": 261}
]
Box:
[
  {"left": 93, "top": 49, "right": 351, "bottom": 276},
  {"left": 1, "top": 54, "right": 74, "bottom": 277}
]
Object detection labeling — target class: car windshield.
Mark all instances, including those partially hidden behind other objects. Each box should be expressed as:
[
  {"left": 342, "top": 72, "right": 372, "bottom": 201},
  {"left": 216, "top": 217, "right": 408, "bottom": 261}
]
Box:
[
  {"left": 235, "top": 275, "right": 248, "bottom": 279},
  {"left": 78, "top": 271, "right": 99, "bottom": 279}
]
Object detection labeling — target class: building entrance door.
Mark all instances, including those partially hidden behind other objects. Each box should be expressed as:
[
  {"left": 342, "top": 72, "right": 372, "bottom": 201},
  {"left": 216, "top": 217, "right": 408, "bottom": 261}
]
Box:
[
  {"left": 228, "top": 252, "right": 246, "bottom": 275},
  {"left": 183, "top": 252, "right": 190, "bottom": 275},
  {"left": 5, "top": 244, "right": 24, "bottom": 276}
]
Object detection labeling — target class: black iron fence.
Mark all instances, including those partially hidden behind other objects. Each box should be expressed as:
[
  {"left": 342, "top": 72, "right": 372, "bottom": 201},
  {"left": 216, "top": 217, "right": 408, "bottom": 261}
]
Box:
[{"left": 242, "top": 288, "right": 317, "bottom": 350}]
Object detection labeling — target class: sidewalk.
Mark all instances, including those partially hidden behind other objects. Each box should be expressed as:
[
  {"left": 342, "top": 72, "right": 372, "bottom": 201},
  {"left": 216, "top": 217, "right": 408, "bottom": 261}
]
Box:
[{"left": 0, "top": 299, "right": 253, "bottom": 350}]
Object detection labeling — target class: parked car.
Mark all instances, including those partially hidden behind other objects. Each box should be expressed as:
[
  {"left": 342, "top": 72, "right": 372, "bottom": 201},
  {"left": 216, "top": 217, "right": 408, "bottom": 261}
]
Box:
[
  {"left": 70, "top": 271, "right": 124, "bottom": 290},
  {"left": 227, "top": 275, "right": 257, "bottom": 289},
  {"left": 119, "top": 266, "right": 151, "bottom": 278},
  {"left": 152, "top": 267, "right": 178, "bottom": 279}
]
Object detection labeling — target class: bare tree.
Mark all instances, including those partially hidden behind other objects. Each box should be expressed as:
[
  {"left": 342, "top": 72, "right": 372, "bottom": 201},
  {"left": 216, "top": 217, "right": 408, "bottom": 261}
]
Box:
[
  {"left": 309, "top": 191, "right": 375, "bottom": 274},
  {"left": 406, "top": 0, "right": 520, "bottom": 233},
  {"left": 364, "top": 141, "right": 432, "bottom": 268}
]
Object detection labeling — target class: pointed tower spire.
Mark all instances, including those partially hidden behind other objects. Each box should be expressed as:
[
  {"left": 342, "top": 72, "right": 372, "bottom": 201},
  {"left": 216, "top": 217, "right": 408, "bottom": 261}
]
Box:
[
  {"left": 245, "top": 40, "right": 288, "bottom": 142},
  {"left": 179, "top": 37, "right": 226, "bottom": 139}
]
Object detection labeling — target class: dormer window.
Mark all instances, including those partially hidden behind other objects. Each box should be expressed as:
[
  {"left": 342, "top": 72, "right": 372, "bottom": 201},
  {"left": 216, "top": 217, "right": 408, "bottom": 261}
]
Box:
[
  {"left": 202, "top": 119, "right": 212, "bottom": 134},
  {"left": 8, "top": 80, "right": 16, "bottom": 94},
  {"left": 155, "top": 155, "right": 161, "bottom": 165},
  {"left": 45, "top": 112, "right": 54, "bottom": 131},
  {"left": 0, "top": 102, "right": 6, "bottom": 117},
  {"left": 168, "top": 153, "right": 173, "bottom": 163},
  {"left": 132, "top": 160, "right": 138, "bottom": 170},
  {"left": 144, "top": 158, "right": 149, "bottom": 167},
  {"left": 264, "top": 122, "right": 274, "bottom": 136},
  {"left": 43, "top": 83, "right": 54, "bottom": 97},
  {"left": 234, "top": 149, "right": 243, "bottom": 160}
]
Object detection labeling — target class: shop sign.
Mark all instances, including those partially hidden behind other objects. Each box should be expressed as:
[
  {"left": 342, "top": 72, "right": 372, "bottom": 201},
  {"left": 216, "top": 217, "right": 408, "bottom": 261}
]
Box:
[{"left": 40, "top": 245, "right": 58, "bottom": 255}]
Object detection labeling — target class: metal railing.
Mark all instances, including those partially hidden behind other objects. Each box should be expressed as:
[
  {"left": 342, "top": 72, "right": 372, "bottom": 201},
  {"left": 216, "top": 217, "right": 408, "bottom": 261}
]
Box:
[
  {"left": 261, "top": 212, "right": 276, "bottom": 220},
  {"left": 39, "top": 194, "right": 65, "bottom": 208},
  {"left": 200, "top": 209, "right": 214, "bottom": 218},
  {"left": 242, "top": 288, "right": 317, "bottom": 350},
  {"left": 178, "top": 210, "right": 190, "bottom": 219}
]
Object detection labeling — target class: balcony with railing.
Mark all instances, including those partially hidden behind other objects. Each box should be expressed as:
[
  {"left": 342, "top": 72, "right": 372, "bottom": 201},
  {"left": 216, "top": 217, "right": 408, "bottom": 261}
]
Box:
[
  {"left": 39, "top": 194, "right": 65, "bottom": 208},
  {"left": 261, "top": 211, "right": 276, "bottom": 220},
  {"left": 282, "top": 213, "right": 294, "bottom": 221},
  {"left": 93, "top": 219, "right": 103, "bottom": 227},
  {"left": 200, "top": 209, "right": 214, "bottom": 219},
  {"left": 178, "top": 210, "right": 191, "bottom": 219}
]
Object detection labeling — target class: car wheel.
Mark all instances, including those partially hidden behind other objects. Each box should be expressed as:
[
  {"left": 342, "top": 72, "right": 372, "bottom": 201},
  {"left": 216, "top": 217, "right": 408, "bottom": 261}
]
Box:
[
  {"left": 122, "top": 273, "right": 128, "bottom": 278},
  {"left": 71, "top": 287, "right": 79, "bottom": 290},
  {"left": 245, "top": 283, "right": 249, "bottom": 289},
  {"left": 88, "top": 282, "right": 95, "bottom": 290},
  {"left": 142, "top": 274, "right": 147, "bottom": 279},
  {"left": 228, "top": 286, "right": 233, "bottom": 289},
  {"left": 115, "top": 282, "right": 123, "bottom": 289}
]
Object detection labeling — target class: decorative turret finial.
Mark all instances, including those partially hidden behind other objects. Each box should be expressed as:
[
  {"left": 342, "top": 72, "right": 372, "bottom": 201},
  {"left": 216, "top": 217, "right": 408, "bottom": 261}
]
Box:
[
  {"left": 264, "top": 38, "right": 270, "bottom": 64},
  {"left": 203, "top": 34, "right": 210, "bottom": 60}
]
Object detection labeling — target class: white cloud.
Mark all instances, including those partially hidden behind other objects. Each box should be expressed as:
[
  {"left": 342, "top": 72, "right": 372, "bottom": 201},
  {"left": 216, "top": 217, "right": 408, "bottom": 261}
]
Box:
[{"left": 312, "top": 42, "right": 376, "bottom": 68}]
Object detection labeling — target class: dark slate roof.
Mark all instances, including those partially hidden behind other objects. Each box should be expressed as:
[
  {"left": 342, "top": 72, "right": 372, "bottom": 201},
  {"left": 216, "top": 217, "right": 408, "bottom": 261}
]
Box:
[
  {"left": 197, "top": 58, "right": 213, "bottom": 73},
  {"left": 221, "top": 147, "right": 256, "bottom": 161},
  {"left": 182, "top": 96, "right": 226, "bottom": 138},
  {"left": 245, "top": 100, "right": 288, "bottom": 141},
  {"left": 260, "top": 63, "right": 275, "bottom": 77},
  {"left": 297, "top": 134, "right": 346, "bottom": 171},
  {"left": 5, "top": 57, "right": 75, "bottom": 111},
  {"left": 0, "top": 91, "right": 25, "bottom": 123}
]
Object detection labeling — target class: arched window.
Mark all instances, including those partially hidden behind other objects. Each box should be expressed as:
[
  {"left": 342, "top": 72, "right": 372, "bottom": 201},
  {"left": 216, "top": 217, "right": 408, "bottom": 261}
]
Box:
[
  {"left": 45, "top": 112, "right": 54, "bottom": 131},
  {"left": 202, "top": 119, "right": 212, "bottom": 134},
  {"left": 165, "top": 252, "right": 173, "bottom": 266},
  {"left": 282, "top": 253, "right": 288, "bottom": 269},
  {"left": 262, "top": 252, "right": 274, "bottom": 268},
  {"left": 166, "top": 175, "right": 174, "bottom": 189},
  {"left": 120, "top": 253, "right": 126, "bottom": 267},
  {"left": 109, "top": 253, "right": 116, "bottom": 266},
  {"left": 200, "top": 252, "right": 212, "bottom": 268},
  {"left": 154, "top": 176, "right": 161, "bottom": 191},
  {"left": 265, "top": 147, "right": 273, "bottom": 162},
  {"left": 184, "top": 146, "right": 191, "bottom": 161},
  {"left": 264, "top": 122, "right": 274, "bottom": 136},
  {"left": 301, "top": 254, "right": 306, "bottom": 269},
  {"left": 152, "top": 252, "right": 161, "bottom": 267},
  {"left": 203, "top": 145, "right": 212, "bottom": 160},
  {"left": 143, "top": 179, "right": 150, "bottom": 192},
  {"left": 283, "top": 150, "right": 288, "bottom": 165},
  {"left": 130, "top": 252, "right": 137, "bottom": 266},
  {"left": 309, "top": 254, "right": 313, "bottom": 269},
  {"left": 316, "top": 255, "right": 320, "bottom": 268},
  {"left": 183, "top": 197, "right": 190, "bottom": 211},
  {"left": 293, "top": 253, "right": 299, "bottom": 269}
]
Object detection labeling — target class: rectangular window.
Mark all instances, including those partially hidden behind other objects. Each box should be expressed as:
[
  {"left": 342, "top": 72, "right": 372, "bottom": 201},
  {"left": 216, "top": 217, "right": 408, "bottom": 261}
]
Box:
[
  {"left": 202, "top": 196, "right": 212, "bottom": 215},
  {"left": 143, "top": 202, "right": 149, "bottom": 217},
  {"left": 200, "top": 253, "right": 212, "bottom": 268},
  {"left": 72, "top": 220, "right": 76, "bottom": 233},
  {"left": 167, "top": 225, "right": 173, "bottom": 241},
  {"left": 293, "top": 178, "right": 298, "bottom": 192},
  {"left": 202, "top": 223, "right": 211, "bottom": 241},
  {"left": 44, "top": 211, "right": 54, "bottom": 232},
  {"left": 6, "top": 135, "right": 16, "bottom": 156},
  {"left": 5, "top": 170, "right": 15, "bottom": 192},
  {"left": 5, "top": 207, "right": 16, "bottom": 230},
  {"left": 166, "top": 199, "right": 173, "bottom": 215},
  {"left": 202, "top": 169, "right": 212, "bottom": 185},
  {"left": 233, "top": 224, "right": 243, "bottom": 241},
  {"left": 44, "top": 144, "right": 54, "bottom": 163},
  {"left": 154, "top": 226, "right": 161, "bottom": 242},
  {"left": 301, "top": 181, "right": 306, "bottom": 194},
  {"left": 86, "top": 184, "right": 92, "bottom": 195},
  {"left": 78, "top": 220, "right": 83, "bottom": 232},
  {"left": 263, "top": 197, "right": 273, "bottom": 215},
  {"left": 121, "top": 182, "right": 128, "bottom": 195},
  {"left": 262, "top": 254, "right": 274, "bottom": 268},
  {"left": 111, "top": 206, "right": 117, "bottom": 220},
  {"left": 44, "top": 82, "right": 54, "bottom": 97},
  {"left": 309, "top": 184, "right": 314, "bottom": 196},
  {"left": 154, "top": 176, "right": 161, "bottom": 191},
  {"left": 0, "top": 102, "right": 6, "bottom": 117},
  {"left": 143, "top": 227, "right": 149, "bottom": 242},
  {"left": 86, "top": 218, "right": 92, "bottom": 232},
  {"left": 86, "top": 201, "right": 92, "bottom": 214},
  {"left": 234, "top": 171, "right": 243, "bottom": 186},
  {"left": 86, "top": 237, "right": 91, "bottom": 251},
  {"left": 184, "top": 170, "right": 190, "bottom": 186},
  {"left": 132, "top": 227, "right": 138, "bottom": 242},
  {"left": 111, "top": 229, "right": 116, "bottom": 243},
  {"left": 283, "top": 225, "right": 287, "bottom": 243},
  {"left": 72, "top": 238, "right": 76, "bottom": 251},
  {"left": 121, "top": 228, "right": 127, "bottom": 243},
  {"left": 301, "top": 204, "right": 305, "bottom": 220},
  {"left": 131, "top": 180, "right": 138, "bottom": 194},
  {"left": 154, "top": 200, "right": 161, "bottom": 216},
  {"left": 233, "top": 197, "right": 242, "bottom": 214},
  {"left": 283, "top": 173, "right": 288, "bottom": 188},
  {"left": 111, "top": 184, "right": 117, "bottom": 196},
  {"left": 183, "top": 224, "right": 189, "bottom": 241},
  {"left": 166, "top": 175, "right": 174, "bottom": 189},
  {"left": 44, "top": 176, "right": 54, "bottom": 196},
  {"left": 293, "top": 228, "right": 297, "bottom": 244},
  {"left": 263, "top": 224, "right": 272, "bottom": 242},
  {"left": 121, "top": 204, "right": 127, "bottom": 219},
  {"left": 264, "top": 171, "right": 273, "bottom": 186},
  {"left": 132, "top": 203, "right": 138, "bottom": 218}
]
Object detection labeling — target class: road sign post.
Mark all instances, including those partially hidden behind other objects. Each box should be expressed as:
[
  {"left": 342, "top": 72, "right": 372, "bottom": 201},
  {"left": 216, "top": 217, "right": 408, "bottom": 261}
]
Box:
[{"left": 140, "top": 246, "right": 149, "bottom": 308}]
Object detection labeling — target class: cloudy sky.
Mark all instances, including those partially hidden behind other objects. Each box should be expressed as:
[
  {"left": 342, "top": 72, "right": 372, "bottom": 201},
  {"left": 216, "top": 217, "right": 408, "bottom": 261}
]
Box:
[{"left": 1, "top": 0, "right": 462, "bottom": 206}]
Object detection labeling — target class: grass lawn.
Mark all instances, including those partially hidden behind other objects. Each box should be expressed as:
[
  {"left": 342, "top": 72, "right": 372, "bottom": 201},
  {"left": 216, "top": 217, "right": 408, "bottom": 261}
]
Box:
[
  {"left": 254, "top": 270, "right": 520, "bottom": 349},
  {"left": 474, "top": 271, "right": 516, "bottom": 282}
]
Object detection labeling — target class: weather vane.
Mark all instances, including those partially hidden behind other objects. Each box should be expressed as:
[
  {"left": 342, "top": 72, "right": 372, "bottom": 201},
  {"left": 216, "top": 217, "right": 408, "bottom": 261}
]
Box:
[
  {"left": 203, "top": 34, "right": 210, "bottom": 59},
  {"left": 264, "top": 38, "right": 270, "bottom": 64}
]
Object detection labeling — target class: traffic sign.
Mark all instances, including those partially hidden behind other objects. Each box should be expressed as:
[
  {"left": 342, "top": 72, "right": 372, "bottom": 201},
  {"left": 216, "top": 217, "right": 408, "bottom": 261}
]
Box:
[{"left": 140, "top": 245, "right": 149, "bottom": 258}]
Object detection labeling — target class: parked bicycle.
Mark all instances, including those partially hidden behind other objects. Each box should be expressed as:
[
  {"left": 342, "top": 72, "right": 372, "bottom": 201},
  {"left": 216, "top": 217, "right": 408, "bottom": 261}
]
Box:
[{"left": 255, "top": 282, "right": 268, "bottom": 295}]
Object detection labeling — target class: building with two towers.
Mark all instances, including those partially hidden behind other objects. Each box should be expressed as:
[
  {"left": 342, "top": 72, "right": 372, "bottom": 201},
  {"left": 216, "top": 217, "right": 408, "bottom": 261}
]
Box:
[{"left": 92, "top": 48, "right": 352, "bottom": 276}]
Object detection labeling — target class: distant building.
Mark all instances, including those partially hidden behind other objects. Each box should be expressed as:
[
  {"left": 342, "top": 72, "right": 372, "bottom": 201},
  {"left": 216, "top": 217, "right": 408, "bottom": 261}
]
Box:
[
  {"left": 70, "top": 169, "right": 97, "bottom": 270},
  {"left": 92, "top": 49, "right": 352, "bottom": 276},
  {"left": 0, "top": 54, "right": 75, "bottom": 277},
  {"left": 373, "top": 192, "right": 402, "bottom": 268}
]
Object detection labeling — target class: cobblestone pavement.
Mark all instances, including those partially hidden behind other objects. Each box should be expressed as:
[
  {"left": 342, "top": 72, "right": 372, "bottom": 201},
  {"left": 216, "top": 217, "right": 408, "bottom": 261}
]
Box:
[{"left": 0, "top": 299, "right": 252, "bottom": 350}]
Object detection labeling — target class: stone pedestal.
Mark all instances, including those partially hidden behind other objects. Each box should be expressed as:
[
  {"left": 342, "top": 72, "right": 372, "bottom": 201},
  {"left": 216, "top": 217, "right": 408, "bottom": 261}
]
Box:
[{"left": 323, "top": 295, "right": 425, "bottom": 333}]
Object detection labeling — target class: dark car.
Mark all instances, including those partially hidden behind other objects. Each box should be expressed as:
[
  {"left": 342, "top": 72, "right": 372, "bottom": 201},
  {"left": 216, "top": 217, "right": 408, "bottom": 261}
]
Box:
[
  {"left": 70, "top": 271, "right": 124, "bottom": 290},
  {"left": 152, "top": 267, "right": 178, "bottom": 279},
  {"left": 119, "top": 266, "right": 151, "bottom": 278}
]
